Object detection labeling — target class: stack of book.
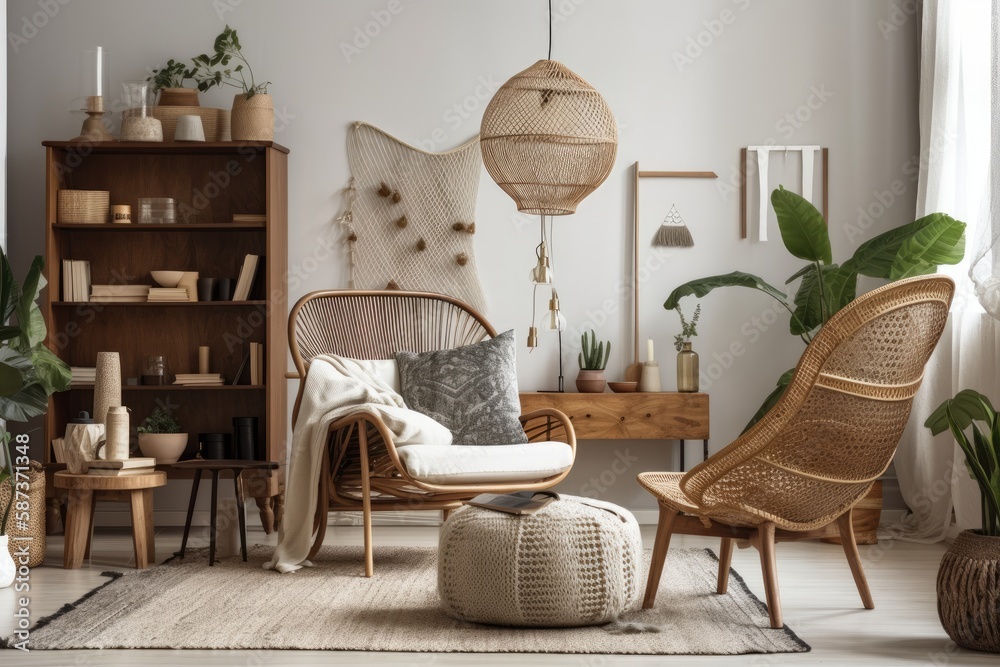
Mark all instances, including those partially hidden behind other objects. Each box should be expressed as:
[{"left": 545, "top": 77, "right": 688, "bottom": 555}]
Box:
[
  {"left": 148, "top": 287, "right": 190, "bottom": 302},
  {"left": 87, "top": 457, "right": 157, "bottom": 476},
  {"left": 61, "top": 260, "right": 91, "bottom": 302},
  {"left": 174, "top": 373, "right": 225, "bottom": 387},
  {"left": 232, "top": 213, "right": 266, "bottom": 224},
  {"left": 70, "top": 367, "right": 96, "bottom": 384},
  {"left": 233, "top": 254, "right": 261, "bottom": 301},
  {"left": 91, "top": 284, "right": 151, "bottom": 303}
]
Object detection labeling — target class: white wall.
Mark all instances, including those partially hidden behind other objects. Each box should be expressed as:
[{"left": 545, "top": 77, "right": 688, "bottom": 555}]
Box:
[{"left": 5, "top": 0, "right": 921, "bottom": 521}]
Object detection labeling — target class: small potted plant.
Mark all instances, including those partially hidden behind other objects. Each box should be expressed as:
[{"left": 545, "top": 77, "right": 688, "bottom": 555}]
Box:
[
  {"left": 188, "top": 25, "right": 272, "bottom": 140},
  {"left": 147, "top": 59, "right": 200, "bottom": 106},
  {"left": 673, "top": 303, "right": 700, "bottom": 392},
  {"left": 577, "top": 330, "right": 610, "bottom": 393},
  {"left": 137, "top": 407, "right": 189, "bottom": 464},
  {"left": 925, "top": 390, "right": 1000, "bottom": 653}
]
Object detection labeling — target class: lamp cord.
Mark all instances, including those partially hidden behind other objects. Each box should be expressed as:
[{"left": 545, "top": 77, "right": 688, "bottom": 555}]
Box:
[{"left": 547, "top": 0, "right": 552, "bottom": 60}]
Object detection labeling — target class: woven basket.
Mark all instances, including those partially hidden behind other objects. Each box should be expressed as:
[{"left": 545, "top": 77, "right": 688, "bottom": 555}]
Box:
[
  {"left": 57, "top": 190, "right": 110, "bottom": 224},
  {"left": 157, "top": 87, "right": 200, "bottom": 107},
  {"left": 0, "top": 460, "right": 46, "bottom": 568},
  {"left": 937, "top": 530, "right": 1000, "bottom": 652},
  {"left": 231, "top": 94, "right": 273, "bottom": 141},
  {"left": 151, "top": 106, "right": 230, "bottom": 141}
]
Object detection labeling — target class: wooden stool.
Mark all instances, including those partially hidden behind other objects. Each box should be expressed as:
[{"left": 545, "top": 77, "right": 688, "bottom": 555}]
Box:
[
  {"left": 172, "top": 460, "right": 279, "bottom": 566},
  {"left": 54, "top": 470, "right": 166, "bottom": 569}
]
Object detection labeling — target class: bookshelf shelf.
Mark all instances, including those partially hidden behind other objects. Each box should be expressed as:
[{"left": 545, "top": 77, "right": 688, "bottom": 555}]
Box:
[{"left": 43, "top": 140, "right": 288, "bottom": 533}]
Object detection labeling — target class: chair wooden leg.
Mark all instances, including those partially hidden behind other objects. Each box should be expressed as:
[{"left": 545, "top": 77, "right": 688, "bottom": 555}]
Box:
[
  {"left": 717, "top": 537, "right": 734, "bottom": 594},
  {"left": 643, "top": 505, "right": 679, "bottom": 609},
  {"left": 756, "top": 522, "right": 782, "bottom": 629},
  {"left": 357, "top": 422, "right": 374, "bottom": 578},
  {"left": 307, "top": 447, "right": 330, "bottom": 561},
  {"left": 837, "top": 509, "right": 875, "bottom": 609},
  {"left": 442, "top": 509, "right": 452, "bottom": 522}
]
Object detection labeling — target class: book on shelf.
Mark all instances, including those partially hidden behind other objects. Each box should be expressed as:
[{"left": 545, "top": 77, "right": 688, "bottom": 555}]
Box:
[
  {"left": 86, "top": 457, "right": 157, "bottom": 470},
  {"left": 51, "top": 437, "right": 65, "bottom": 464},
  {"left": 147, "top": 288, "right": 190, "bottom": 302},
  {"left": 173, "top": 373, "right": 225, "bottom": 386},
  {"left": 232, "top": 213, "right": 266, "bottom": 223},
  {"left": 70, "top": 367, "right": 96, "bottom": 384},
  {"left": 233, "top": 254, "right": 261, "bottom": 301},
  {"left": 62, "top": 260, "right": 91, "bottom": 302},
  {"left": 91, "top": 285, "right": 151, "bottom": 303},
  {"left": 467, "top": 491, "right": 560, "bottom": 515},
  {"left": 88, "top": 467, "right": 157, "bottom": 476},
  {"left": 249, "top": 341, "right": 260, "bottom": 385}
]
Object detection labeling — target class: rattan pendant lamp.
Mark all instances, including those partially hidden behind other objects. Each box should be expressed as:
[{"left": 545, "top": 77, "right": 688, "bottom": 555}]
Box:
[{"left": 480, "top": 3, "right": 618, "bottom": 214}]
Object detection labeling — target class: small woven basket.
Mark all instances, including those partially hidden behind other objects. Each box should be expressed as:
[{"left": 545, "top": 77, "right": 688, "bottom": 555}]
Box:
[
  {"left": 937, "top": 529, "right": 1000, "bottom": 652},
  {"left": 231, "top": 94, "right": 273, "bottom": 141},
  {"left": 57, "top": 190, "right": 110, "bottom": 224},
  {"left": 0, "top": 460, "right": 46, "bottom": 568}
]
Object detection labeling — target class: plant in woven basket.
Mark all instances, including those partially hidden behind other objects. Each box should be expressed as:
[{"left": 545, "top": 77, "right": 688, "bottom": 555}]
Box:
[
  {"left": 188, "top": 25, "right": 270, "bottom": 98},
  {"left": 664, "top": 186, "right": 966, "bottom": 431},
  {"left": 0, "top": 248, "right": 72, "bottom": 536},
  {"left": 673, "top": 303, "right": 701, "bottom": 352}
]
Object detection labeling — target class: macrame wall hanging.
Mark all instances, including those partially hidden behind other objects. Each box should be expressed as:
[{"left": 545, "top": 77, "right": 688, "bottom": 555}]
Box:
[
  {"left": 739, "top": 146, "right": 829, "bottom": 240},
  {"left": 338, "top": 122, "right": 488, "bottom": 313}
]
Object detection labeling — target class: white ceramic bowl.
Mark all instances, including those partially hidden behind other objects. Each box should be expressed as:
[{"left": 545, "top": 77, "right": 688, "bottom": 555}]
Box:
[
  {"left": 138, "top": 432, "right": 189, "bottom": 464},
  {"left": 150, "top": 270, "right": 184, "bottom": 288}
]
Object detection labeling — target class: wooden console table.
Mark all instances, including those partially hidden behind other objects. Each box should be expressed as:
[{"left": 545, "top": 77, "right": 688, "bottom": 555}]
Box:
[{"left": 519, "top": 392, "right": 710, "bottom": 470}]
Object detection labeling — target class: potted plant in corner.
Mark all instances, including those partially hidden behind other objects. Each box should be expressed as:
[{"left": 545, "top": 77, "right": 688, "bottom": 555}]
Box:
[
  {"left": 0, "top": 249, "right": 73, "bottom": 587},
  {"left": 189, "top": 25, "right": 273, "bottom": 141},
  {"left": 137, "top": 407, "right": 188, "bottom": 464},
  {"left": 925, "top": 390, "right": 1000, "bottom": 653},
  {"left": 147, "top": 59, "right": 200, "bottom": 107},
  {"left": 577, "top": 330, "right": 610, "bottom": 393}
]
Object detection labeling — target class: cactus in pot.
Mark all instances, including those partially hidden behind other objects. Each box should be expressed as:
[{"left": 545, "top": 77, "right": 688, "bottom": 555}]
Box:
[{"left": 576, "top": 330, "right": 610, "bottom": 393}]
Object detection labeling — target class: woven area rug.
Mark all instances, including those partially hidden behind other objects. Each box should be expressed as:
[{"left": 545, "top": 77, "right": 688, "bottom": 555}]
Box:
[{"left": 14, "top": 546, "right": 809, "bottom": 654}]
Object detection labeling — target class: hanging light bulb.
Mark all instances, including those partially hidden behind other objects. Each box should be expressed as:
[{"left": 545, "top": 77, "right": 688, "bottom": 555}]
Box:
[
  {"left": 543, "top": 288, "right": 567, "bottom": 332},
  {"left": 528, "top": 241, "right": 554, "bottom": 284}
]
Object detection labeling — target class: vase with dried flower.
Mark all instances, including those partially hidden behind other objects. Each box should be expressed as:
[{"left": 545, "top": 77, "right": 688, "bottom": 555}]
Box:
[{"left": 673, "top": 303, "right": 701, "bottom": 393}]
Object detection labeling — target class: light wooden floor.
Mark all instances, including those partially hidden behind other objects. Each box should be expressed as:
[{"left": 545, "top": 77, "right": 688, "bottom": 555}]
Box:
[{"left": 1, "top": 522, "right": 994, "bottom": 666}]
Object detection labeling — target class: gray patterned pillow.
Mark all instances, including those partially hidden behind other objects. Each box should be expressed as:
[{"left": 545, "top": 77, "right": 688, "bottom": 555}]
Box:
[{"left": 396, "top": 330, "right": 527, "bottom": 446}]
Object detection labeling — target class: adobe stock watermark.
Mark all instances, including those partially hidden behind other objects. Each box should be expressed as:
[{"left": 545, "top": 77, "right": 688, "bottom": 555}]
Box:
[
  {"left": 339, "top": 0, "right": 413, "bottom": 63},
  {"left": 877, "top": 0, "right": 921, "bottom": 41},
  {"left": 7, "top": 0, "right": 72, "bottom": 54},
  {"left": 673, "top": 0, "right": 753, "bottom": 73},
  {"left": 413, "top": 75, "right": 502, "bottom": 152},
  {"left": 578, "top": 449, "right": 640, "bottom": 499}
]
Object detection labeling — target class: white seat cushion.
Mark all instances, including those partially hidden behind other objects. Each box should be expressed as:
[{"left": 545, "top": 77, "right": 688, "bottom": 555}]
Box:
[{"left": 396, "top": 442, "right": 573, "bottom": 485}]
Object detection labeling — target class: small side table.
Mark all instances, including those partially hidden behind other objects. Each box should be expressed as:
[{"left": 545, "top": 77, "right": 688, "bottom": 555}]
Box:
[
  {"left": 53, "top": 470, "right": 166, "bottom": 569},
  {"left": 172, "top": 460, "right": 279, "bottom": 566}
]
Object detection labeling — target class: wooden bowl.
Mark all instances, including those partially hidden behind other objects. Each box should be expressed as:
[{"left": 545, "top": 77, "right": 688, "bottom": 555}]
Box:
[
  {"left": 150, "top": 270, "right": 184, "bottom": 288},
  {"left": 608, "top": 381, "right": 638, "bottom": 393}
]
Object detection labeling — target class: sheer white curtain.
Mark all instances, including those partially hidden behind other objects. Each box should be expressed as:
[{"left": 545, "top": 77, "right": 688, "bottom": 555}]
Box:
[{"left": 895, "top": 0, "right": 997, "bottom": 542}]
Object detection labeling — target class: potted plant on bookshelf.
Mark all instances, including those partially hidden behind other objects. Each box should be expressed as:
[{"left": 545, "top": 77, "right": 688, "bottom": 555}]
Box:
[
  {"left": 147, "top": 59, "right": 200, "bottom": 107},
  {"left": 925, "top": 390, "right": 1000, "bottom": 653},
  {"left": 137, "top": 407, "right": 188, "bottom": 464},
  {"left": 576, "top": 330, "right": 609, "bottom": 393},
  {"left": 0, "top": 248, "right": 72, "bottom": 587},
  {"left": 189, "top": 25, "right": 272, "bottom": 141}
]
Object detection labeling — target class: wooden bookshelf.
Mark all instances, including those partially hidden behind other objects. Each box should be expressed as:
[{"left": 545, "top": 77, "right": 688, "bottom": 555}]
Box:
[{"left": 41, "top": 140, "right": 289, "bottom": 532}]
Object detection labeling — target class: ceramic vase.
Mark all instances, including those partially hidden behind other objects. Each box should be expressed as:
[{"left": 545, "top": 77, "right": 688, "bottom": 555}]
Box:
[
  {"left": 93, "top": 352, "right": 121, "bottom": 427},
  {"left": 638, "top": 362, "right": 661, "bottom": 392},
  {"left": 937, "top": 530, "right": 1000, "bottom": 652},
  {"left": 676, "top": 342, "right": 699, "bottom": 393},
  {"left": 0, "top": 536, "right": 15, "bottom": 588},
  {"left": 231, "top": 93, "right": 273, "bottom": 141},
  {"left": 576, "top": 370, "right": 606, "bottom": 393}
]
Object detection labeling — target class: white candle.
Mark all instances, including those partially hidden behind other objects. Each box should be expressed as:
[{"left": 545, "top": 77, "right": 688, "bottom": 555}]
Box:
[
  {"left": 95, "top": 46, "right": 103, "bottom": 96},
  {"left": 647, "top": 338, "right": 654, "bottom": 362}
]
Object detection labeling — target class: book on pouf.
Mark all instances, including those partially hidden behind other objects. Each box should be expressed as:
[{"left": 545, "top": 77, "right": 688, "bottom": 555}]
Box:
[{"left": 467, "top": 490, "right": 560, "bottom": 515}]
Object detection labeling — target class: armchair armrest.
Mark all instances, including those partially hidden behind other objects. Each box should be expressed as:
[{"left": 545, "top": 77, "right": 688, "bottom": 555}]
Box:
[{"left": 519, "top": 408, "right": 577, "bottom": 454}]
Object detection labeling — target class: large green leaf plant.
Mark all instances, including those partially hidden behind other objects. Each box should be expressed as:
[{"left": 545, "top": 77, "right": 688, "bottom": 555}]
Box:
[
  {"left": 0, "top": 247, "right": 72, "bottom": 534},
  {"left": 664, "top": 186, "right": 966, "bottom": 431}
]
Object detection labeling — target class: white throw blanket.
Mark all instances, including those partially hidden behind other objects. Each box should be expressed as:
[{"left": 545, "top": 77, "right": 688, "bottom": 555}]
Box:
[{"left": 265, "top": 354, "right": 451, "bottom": 573}]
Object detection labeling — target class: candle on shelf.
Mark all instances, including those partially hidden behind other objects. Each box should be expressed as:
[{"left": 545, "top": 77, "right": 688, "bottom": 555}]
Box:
[
  {"left": 647, "top": 338, "right": 654, "bottom": 362},
  {"left": 95, "top": 46, "right": 103, "bottom": 96}
]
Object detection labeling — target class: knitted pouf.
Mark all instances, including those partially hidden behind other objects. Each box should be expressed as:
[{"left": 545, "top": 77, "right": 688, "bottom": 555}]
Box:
[{"left": 438, "top": 496, "right": 643, "bottom": 627}]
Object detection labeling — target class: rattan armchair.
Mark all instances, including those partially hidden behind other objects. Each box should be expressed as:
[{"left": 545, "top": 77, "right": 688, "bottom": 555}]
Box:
[
  {"left": 288, "top": 290, "right": 576, "bottom": 576},
  {"left": 638, "top": 275, "right": 954, "bottom": 628}
]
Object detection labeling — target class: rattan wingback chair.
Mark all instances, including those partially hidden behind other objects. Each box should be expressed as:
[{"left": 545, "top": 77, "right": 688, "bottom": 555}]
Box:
[
  {"left": 638, "top": 275, "right": 954, "bottom": 628},
  {"left": 289, "top": 290, "right": 576, "bottom": 576}
]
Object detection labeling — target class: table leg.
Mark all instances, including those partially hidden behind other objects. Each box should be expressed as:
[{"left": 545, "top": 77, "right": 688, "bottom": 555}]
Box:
[
  {"left": 209, "top": 470, "right": 219, "bottom": 566},
  {"left": 143, "top": 487, "right": 156, "bottom": 565},
  {"left": 130, "top": 489, "right": 154, "bottom": 569},
  {"left": 704, "top": 439, "right": 709, "bottom": 462},
  {"left": 679, "top": 439, "right": 686, "bottom": 472},
  {"left": 84, "top": 494, "right": 97, "bottom": 559},
  {"left": 234, "top": 471, "right": 248, "bottom": 562},
  {"left": 177, "top": 469, "right": 202, "bottom": 558},
  {"left": 63, "top": 488, "right": 93, "bottom": 569}
]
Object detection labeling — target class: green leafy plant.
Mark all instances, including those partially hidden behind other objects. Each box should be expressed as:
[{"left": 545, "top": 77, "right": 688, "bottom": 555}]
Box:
[
  {"left": 188, "top": 25, "right": 270, "bottom": 98},
  {"left": 578, "top": 330, "right": 610, "bottom": 370},
  {"left": 137, "top": 407, "right": 182, "bottom": 434},
  {"left": 664, "top": 186, "right": 966, "bottom": 431},
  {"left": 0, "top": 248, "right": 72, "bottom": 534},
  {"left": 925, "top": 390, "right": 1000, "bottom": 537},
  {"left": 146, "top": 59, "right": 194, "bottom": 91},
  {"left": 673, "top": 303, "right": 701, "bottom": 352}
]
